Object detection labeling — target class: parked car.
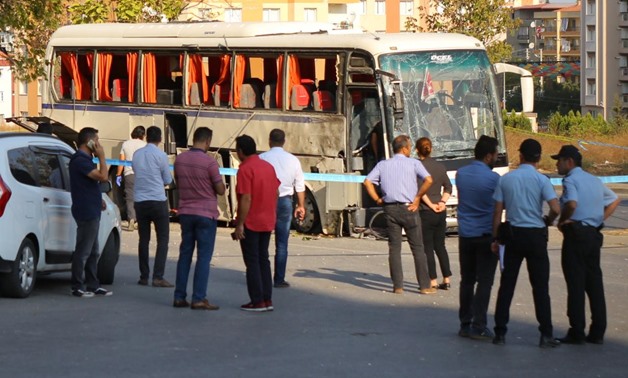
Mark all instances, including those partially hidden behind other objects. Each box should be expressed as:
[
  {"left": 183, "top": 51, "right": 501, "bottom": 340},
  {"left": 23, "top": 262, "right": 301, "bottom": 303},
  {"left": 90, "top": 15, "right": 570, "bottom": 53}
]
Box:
[{"left": 0, "top": 132, "right": 121, "bottom": 298}]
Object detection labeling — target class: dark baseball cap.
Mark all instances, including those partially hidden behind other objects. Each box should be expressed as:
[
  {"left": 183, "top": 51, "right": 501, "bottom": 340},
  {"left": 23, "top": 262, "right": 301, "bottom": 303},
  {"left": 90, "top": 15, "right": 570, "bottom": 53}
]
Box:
[
  {"left": 519, "top": 138, "right": 542, "bottom": 159},
  {"left": 551, "top": 145, "right": 582, "bottom": 161}
]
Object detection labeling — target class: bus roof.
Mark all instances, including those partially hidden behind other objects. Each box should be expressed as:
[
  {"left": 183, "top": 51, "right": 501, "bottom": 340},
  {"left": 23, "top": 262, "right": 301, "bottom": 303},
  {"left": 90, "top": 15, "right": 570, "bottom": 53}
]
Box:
[{"left": 48, "top": 22, "right": 486, "bottom": 56}]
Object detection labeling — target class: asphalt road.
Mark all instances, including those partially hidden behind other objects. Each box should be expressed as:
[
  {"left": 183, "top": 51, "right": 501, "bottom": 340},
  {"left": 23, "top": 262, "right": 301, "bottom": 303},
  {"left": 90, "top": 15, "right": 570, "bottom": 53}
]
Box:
[{"left": 1, "top": 212, "right": 627, "bottom": 377}]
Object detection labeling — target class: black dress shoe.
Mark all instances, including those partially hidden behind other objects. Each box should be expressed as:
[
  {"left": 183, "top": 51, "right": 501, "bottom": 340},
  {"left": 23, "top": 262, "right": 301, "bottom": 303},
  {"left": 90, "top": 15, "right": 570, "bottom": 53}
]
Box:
[
  {"left": 558, "top": 334, "right": 585, "bottom": 345},
  {"left": 585, "top": 335, "right": 604, "bottom": 345},
  {"left": 492, "top": 334, "right": 506, "bottom": 345},
  {"left": 437, "top": 282, "right": 451, "bottom": 290},
  {"left": 539, "top": 335, "right": 561, "bottom": 348}
]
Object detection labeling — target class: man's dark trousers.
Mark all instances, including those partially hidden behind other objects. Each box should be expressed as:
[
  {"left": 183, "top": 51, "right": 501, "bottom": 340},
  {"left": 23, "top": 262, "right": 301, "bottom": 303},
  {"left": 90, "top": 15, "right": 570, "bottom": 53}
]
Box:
[
  {"left": 135, "top": 200, "right": 170, "bottom": 280},
  {"left": 458, "top": 235, "right": 498, "bottom": 330},
  {"left": 494, "top": 227, "right": 554, "bottom": 337},
  {"left": 383, "top": 203, "right": 430, "bottom": 290},
  {"left": 240, "top": 227, "right": 273, "bottom": 304},
  {"left": 561, "top": 223, "right": 606, "bottom": 340}
]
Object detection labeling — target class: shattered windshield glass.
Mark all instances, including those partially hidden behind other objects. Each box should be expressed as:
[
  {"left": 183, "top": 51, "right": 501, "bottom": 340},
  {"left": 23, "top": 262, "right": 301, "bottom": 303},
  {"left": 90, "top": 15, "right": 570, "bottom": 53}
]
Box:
[{"left": 379, "top": 50, "right": 504, "bottom": 159}]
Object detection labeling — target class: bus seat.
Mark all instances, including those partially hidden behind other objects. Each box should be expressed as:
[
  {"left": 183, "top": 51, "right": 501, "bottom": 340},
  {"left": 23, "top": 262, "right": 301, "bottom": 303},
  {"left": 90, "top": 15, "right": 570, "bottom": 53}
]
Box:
[
  {"left": 213, "top": 84, "right": 230, "bottom": 106},
  {"left": 190, "top": 82, "right": 202, "bottom": 106},
  {"left": 157, "top": 89, "right": 174, "bottom": 104},
  {"left": 239, "top": 84, "right": 257, "bottom": 109},
  {"left": 318, "top": 80, "right": 337, "bottom": 93},
  {"left": 58, "top": 77, "right": 72, "bottom": 99},
  {"left": 244, "top": 78, "right": 264, "bottom": 107},
  {"left": 112, "top": 79, "right": 128, "bottom": 102},
  {"left": 312, "top": 90, "right": 334, "bottom": 111},
  {"left": 290, "top": 84, "right": 310, "bottom": 110},
  {"left": 264, "top": 83, "right": 277, "bottom": 109}
]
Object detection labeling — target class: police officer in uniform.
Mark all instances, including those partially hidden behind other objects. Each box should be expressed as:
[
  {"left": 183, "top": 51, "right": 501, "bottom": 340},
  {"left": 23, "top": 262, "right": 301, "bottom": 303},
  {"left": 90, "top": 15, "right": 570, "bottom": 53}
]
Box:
[
  {"left": 491, "top": 139, "right": 561, "bottom": 348},
  {"left": 553, "top": 145, "right": 620, "bottom": 345}
]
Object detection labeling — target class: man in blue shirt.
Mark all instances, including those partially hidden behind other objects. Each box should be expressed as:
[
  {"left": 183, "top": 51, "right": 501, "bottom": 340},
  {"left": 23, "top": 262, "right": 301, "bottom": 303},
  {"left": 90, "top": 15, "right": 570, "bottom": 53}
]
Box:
[
  {"left": 455, "top": 135, "right": 500, "bottom": 340},
  {"left": 363, "top": 134, "right": 435, "bottom": 295},
  {"left": 133, "top": 126, "right": 174, "bottom": 287},
  {"left": 491, "top": 138, "right": 560, "bottom": 348},
  {"left": 553, "top": 145, "right": 620, "bottom": 345},
  {"left": 69, "top": 127, "right": 112, "bottom": 298}
]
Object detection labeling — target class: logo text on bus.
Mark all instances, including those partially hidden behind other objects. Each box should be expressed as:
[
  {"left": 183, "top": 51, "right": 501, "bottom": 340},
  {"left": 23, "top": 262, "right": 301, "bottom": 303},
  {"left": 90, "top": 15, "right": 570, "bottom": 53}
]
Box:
[{"left": 430, "top": 55, "right": 453, "bottom": 64}]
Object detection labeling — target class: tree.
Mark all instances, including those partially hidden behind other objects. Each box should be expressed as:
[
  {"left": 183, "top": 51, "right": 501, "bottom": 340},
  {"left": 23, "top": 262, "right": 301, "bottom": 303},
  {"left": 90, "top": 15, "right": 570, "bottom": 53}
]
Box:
[
  {"left": 0, "top": 0, "right": 65, "bottom": 81},
  {"left": 405, "top": 0, "right": 520, "bottom": 64},
  {"left": 69, "top": 0, "right": 186, "bottom": 24}
]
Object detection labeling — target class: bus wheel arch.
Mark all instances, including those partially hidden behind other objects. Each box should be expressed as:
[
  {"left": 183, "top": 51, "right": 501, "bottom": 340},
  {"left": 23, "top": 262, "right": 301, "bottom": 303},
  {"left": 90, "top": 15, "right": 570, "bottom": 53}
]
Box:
[{"left": 292, "top": 186, "right": 321, "bottom": 234}]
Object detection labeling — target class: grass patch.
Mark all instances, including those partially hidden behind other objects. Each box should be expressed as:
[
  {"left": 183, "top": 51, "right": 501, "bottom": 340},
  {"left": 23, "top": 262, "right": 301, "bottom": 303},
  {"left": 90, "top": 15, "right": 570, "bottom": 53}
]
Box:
[{"left": 505, "top": 128, "right": 627, "bottom": 176}]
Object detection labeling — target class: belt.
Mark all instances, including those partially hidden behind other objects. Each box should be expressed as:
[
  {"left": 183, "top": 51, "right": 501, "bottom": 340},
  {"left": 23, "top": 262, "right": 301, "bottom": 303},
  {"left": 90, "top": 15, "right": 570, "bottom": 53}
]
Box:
[{"left": 383, "top": 202, "right": 410, "bottom": 206}]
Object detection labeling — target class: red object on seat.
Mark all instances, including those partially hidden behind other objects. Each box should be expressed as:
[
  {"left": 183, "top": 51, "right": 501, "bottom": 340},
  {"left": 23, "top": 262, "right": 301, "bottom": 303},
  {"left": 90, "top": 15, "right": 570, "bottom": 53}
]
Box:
[
  {"left": 113, "top": 79, "right": 128, "bottom": 101},
  {"left": 313, "top": 90, "right": 333, "bottom": 111},
  {"left": 290, "top": 84, "right": 310, "bottom": 110}
]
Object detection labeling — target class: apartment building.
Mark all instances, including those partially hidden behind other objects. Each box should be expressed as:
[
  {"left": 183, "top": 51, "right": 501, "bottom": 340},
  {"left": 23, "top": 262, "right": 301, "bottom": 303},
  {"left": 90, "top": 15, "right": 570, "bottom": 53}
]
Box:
[
  {"left": 509, "top": 2, "right": 567, "bottom": 62},
  {"left": 581, "top": 0, "right": 626, "bottom": 119},
  {"left": 180, "top": 0, "right": 425, "bottom": 32}
]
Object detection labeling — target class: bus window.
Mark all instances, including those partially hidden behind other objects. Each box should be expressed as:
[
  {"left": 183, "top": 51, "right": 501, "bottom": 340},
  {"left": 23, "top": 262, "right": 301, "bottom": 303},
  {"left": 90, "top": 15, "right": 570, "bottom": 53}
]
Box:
[
  {"left": 232, "top": 54, "right": 274, "bottom": 109},
  {"left": 95, "top": 51, "right": 138, "bottom": 103},
  {"left": 142, "top": 52, "right": 183, "bottom": 105},
  {"left": 284, "top": 54, "right": 339, "bottom": 112},
  {"left": 53, "top": 51, "right": 93, "bottom": 101}
]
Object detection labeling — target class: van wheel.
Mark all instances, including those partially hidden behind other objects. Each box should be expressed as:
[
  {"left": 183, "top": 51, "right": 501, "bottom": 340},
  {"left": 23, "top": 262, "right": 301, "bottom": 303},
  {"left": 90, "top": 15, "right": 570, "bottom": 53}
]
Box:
[
  {"left": 292, "top": 190, "right": 321, "bottom": 234},
  {"left": 97, "top": 232, "right": 119, "bottom": 285},
  {"left": 0, "top": 239, "right": 37, "bottom": 298}
]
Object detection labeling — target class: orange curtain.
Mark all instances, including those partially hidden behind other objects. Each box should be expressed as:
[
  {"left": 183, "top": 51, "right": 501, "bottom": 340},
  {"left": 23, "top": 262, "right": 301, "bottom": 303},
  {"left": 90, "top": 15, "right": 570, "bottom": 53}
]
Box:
[
  {"left": 276, "top": 55, "right": 284, "bottom": 107},
  {"left": 233, "top": 55, "right": 246, "bottom": 108},
  {"left": 211, "top": 54, "right": 231, "bottom": 102},
  {"left": 97, "top": 53, "right": 113, "bottom": 101},
  {"left": 60, "top": 52, "right": 91, "bottom": 100},
  {"left": 127, "top": 52, "right": 138, "bottom": 102},
  {"left": 187, "top": 55, "right": 209, "bottom": 104},
  {"left": 143, "top": 53, "right": 157, "bottom": 103}
]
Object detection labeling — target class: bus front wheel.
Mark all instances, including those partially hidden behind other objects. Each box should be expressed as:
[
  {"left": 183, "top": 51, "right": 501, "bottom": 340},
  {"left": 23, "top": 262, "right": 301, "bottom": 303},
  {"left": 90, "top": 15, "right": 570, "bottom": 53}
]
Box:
[{"left": 292, "top": 190, "right": 321, "bottom": 234}]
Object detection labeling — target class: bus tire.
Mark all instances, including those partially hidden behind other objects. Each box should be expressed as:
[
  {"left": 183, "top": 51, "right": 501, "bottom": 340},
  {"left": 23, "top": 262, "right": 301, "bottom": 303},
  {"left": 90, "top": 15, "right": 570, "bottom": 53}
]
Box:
[
  {"left": 292, "top": 189, "right": 321, "bottom": 234},
  {"left": 97, "top": 232, "right": 120, "bottom": 285}
]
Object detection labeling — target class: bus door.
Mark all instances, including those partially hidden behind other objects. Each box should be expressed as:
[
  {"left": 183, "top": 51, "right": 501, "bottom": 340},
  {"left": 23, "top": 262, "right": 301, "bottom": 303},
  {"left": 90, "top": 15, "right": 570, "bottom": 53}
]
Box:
[{"left": 164, "top": 112, "right": 187, "bottom": 213}]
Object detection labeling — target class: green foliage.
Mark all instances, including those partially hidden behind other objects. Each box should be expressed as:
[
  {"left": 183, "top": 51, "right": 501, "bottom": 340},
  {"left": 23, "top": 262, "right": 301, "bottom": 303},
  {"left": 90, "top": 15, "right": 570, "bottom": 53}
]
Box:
[
  {"left": 115, "top": 0, "right": 185, "bottom": 23},
  {"left": 502, "top": 110, "right": 532, "bottom": 131},
  {"left": 406, "top": 0, "right": 519, "bottom": 64},
  {"left": 535, "top": 80, "right": 580, "bottom": 121},
  {"left": 610, "top": 95, "right": 628, "bottom": 134},
  {"left": 0, "top": 0, "right": 65, "bottom": 81},
  {"left": 548, "top": 111, "right": 613, "bottom": 137},
  {"left": 69, "top": 0, "right": 110, "bottom": 24}
]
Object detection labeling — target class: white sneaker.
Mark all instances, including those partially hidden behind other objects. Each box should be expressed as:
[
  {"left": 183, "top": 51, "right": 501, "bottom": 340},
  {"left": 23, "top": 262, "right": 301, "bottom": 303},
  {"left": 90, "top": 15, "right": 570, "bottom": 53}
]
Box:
[{"left": 72, "top": 289, "right": 94, "bottom": 298}]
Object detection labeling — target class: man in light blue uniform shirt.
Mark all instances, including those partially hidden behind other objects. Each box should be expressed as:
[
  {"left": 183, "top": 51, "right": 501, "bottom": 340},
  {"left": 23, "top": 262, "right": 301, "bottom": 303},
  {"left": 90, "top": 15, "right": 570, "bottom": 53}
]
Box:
[
  {"left": 491, "top": 138, "right": 561, "bottom": 348},
  {"left": 456, "top": 135, "right": 500, "bottom": 340},
  {"left": 363, "top": 134, "right": 435, "bottom": 295},
  {"left": 553, "top": 145, "right": 620, "bottom": 345},
  {"left": 133, "top": 126, "right": 174, "bottom": 287}
]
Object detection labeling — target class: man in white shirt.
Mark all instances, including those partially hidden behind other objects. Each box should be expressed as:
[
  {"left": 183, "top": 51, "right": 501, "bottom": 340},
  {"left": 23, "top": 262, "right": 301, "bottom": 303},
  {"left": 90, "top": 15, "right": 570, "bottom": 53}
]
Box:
[
  {"left": 260, "top": 129, "right": 306, "bottom": 288},
  {"left": 115, "top": 126, "right": 146, "bottom": 231}
]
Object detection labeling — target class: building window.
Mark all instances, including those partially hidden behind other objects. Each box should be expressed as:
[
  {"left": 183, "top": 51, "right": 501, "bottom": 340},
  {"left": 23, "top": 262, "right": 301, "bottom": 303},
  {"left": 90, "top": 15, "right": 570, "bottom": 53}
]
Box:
[
  {"left": 224, "top": 8, "right": 242, "bottom": 22},
  {"left": 586, "top": 0, "right": 595, "bottom": 15},
  {"left": 586, "top": 26, "right": 595, "bottom": 42},
  {"left": 586, "top": 53, "right": 595, "bottom": 68},
  {"left": 19, "top": 81, "right": 28, "bottom": 95},
  {"left": 38, "top": 79, "right": 43, "bottom": 96},
  {"left": 375, "top": 0, "right": 386, "bottom": 15},
  {"left": 263, "top": 8, "right": 280, "bottom": 22},
  {"left": 400, "top": 0, "right": 414, "bottom": 15},
  {"left": 357, "top": 0, "right": 366, "bottom": 15},
  {"left": 586, "top": 79, "right": 596, "bottom": 96},
  {"left": 304, "top": 8, "right": 317, "bottom": 22}
]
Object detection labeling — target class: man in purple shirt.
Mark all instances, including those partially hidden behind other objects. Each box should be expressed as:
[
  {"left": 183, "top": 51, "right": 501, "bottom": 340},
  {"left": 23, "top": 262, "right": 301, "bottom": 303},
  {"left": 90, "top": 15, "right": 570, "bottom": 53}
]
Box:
[
  {"left": 363, "top": 134, "right": 435, "bottom": 295},
  {"left": 173, "top": 127, "right": 225, "bottom": 310}
]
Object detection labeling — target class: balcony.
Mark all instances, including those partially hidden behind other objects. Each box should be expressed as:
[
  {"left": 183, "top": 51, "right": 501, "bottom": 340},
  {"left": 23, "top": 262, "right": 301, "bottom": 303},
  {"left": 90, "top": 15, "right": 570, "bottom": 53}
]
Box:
[
  {"left": 620, "top": 67, "right": 628, "bottom": 81},
  {"left": 621, "top": 13, "right": 628, "bottom": 27},
  {"left": 622, "top": 39, "right": 628, "bottom": 54}
]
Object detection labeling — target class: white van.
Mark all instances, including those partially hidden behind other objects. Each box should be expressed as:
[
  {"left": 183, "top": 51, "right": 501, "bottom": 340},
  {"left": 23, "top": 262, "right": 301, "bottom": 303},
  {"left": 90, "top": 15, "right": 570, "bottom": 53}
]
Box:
[{"left": 0, "top": 132, "right": 121, "bottom": 298}]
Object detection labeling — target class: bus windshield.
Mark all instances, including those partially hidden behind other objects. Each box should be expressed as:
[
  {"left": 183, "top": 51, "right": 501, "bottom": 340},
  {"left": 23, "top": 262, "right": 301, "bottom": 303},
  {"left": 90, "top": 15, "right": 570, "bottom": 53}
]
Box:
[{"left": 379, "top": 50, "right": 504, "bottom": 159}]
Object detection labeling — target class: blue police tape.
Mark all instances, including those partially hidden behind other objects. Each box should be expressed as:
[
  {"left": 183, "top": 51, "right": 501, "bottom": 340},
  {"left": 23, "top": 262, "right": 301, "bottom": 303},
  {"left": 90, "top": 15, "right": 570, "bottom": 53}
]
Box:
[{"left": 101, "top": 158, "right": 628, "bottom": 185}]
